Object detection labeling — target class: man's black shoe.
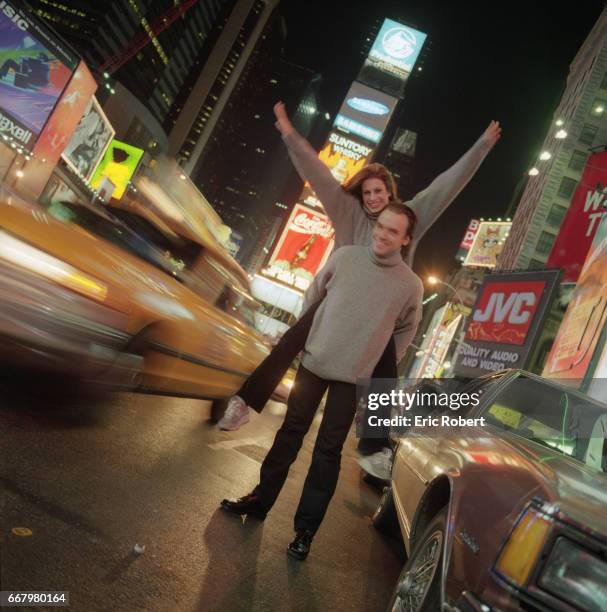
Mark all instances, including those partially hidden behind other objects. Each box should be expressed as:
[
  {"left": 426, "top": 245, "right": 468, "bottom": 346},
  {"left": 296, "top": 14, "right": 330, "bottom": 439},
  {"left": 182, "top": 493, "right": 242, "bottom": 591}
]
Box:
[
  {"left": 287, "top": 529, "right": 314, "bottom": 560},
  {"left": 220, "top": 493, "right": 267, "bottom": 520}
]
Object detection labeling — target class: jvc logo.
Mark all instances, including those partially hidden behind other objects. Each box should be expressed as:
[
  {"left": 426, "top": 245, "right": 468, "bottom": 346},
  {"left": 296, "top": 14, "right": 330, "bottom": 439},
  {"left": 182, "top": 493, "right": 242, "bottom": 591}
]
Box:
[
  {"left": 0, "top": 1, "right": 29, "bottom": 31},
  {"left": 473, "top": 292, "right": 536, "bottom": 325}
]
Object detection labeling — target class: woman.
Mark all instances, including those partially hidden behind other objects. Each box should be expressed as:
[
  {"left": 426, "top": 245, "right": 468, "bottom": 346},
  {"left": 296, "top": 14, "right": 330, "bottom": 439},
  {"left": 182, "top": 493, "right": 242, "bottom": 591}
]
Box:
[{"left": 218, "top": 102, "right": 501, "bottom": 439}]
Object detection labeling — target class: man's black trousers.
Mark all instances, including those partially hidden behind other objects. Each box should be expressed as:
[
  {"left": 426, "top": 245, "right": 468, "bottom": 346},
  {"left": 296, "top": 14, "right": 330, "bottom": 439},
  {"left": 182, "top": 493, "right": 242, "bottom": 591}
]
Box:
[{"left": 255, "top": 365, "right": 357, "bottom": 534}]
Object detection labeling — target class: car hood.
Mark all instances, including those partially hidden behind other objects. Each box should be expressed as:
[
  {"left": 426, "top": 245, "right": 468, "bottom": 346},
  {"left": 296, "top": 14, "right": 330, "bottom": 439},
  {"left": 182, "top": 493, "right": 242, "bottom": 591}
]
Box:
[{"left": 497, "top": 435, "right": 607, "bottom": 537}]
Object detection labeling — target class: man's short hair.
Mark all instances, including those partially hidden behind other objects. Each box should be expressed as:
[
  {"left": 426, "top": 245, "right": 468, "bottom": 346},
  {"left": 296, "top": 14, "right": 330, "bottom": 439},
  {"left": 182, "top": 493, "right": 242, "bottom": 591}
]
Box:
[{"left": 383, "top": 201, "right": 417, "bottom": 240}]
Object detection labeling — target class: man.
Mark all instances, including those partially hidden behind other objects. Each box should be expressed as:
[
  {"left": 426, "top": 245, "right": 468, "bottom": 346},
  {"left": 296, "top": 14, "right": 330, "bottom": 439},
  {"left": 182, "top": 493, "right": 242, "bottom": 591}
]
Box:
[{"left": 220, "top": 202, "right": 423, "bottom": 561}]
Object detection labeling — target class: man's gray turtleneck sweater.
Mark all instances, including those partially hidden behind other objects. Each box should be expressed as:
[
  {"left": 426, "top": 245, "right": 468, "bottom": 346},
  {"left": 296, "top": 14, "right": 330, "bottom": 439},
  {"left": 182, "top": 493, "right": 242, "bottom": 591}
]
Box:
[{"left": 301, "top": 246, "right": 423, "bottom": 384}]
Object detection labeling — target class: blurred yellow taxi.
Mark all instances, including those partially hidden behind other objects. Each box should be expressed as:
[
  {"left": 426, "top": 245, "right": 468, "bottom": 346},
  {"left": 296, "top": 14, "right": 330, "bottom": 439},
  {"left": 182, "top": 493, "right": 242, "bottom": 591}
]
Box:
[{"left": 0, "top": 186, "right": 269, "bottom": 400}]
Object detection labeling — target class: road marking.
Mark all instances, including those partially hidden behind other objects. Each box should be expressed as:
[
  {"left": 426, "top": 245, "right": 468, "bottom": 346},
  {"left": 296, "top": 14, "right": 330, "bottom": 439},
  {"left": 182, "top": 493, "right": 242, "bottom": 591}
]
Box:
[
  {"left": 208, "top": 437, "right": 272, "bottom": 451},
  {"left": 11, "top": 527, "right": 33, "bottom": 536}
]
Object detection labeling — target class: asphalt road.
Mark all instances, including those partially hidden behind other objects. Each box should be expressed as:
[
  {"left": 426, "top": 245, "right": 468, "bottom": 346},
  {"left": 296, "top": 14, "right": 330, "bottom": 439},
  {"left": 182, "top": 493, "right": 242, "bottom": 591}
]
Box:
[{"left": 0, "top": 380, "right": 403, "bottom": 612}]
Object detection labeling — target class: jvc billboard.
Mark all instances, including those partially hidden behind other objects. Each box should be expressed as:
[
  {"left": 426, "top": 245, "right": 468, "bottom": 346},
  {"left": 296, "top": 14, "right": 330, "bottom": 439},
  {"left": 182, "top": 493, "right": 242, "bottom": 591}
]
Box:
[
  {"left": 0, "top": 0, "right": 78, "bottom": 149},
  {"left": 454, "top": 270, "right": 561, "bottom": 377}
]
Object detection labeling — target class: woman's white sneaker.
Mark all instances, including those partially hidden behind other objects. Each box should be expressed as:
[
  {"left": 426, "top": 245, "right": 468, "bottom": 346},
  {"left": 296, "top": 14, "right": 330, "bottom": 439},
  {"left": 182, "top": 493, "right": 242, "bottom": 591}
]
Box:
[{"left": 217, "top": 396, "right": 250, "bottom": 431}]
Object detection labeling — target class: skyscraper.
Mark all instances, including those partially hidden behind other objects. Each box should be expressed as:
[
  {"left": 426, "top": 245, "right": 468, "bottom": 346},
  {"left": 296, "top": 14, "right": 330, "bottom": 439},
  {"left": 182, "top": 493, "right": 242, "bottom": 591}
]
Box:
[
  {"left": 26, "top": 0, "right": 236, "bottom": 128},
  {"left": 181, "top": 6, "right": 329, "bottom": 269}
]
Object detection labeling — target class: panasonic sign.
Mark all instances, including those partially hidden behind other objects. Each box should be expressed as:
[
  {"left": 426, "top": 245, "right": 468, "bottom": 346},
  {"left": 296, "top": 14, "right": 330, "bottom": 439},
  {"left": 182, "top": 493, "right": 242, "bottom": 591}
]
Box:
[{"left": 346, "top": 97, "right": 390, "bottom": 116}]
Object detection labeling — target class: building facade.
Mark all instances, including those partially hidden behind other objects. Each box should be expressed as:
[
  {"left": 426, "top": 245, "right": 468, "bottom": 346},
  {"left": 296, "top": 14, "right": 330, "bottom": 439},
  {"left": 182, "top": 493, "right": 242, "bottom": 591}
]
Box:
[
  {"left": 27, "top": 0, "right": 238, "bottom": 150},
  {"left": 497, "top": 7, "right": 607, "bottom": 271}
]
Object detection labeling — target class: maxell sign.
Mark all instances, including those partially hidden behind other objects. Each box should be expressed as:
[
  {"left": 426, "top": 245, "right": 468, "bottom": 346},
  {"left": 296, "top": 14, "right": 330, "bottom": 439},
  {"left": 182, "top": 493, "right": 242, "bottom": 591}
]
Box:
[
  {"left": 453, "top": 270, "right": 561, "bottom": 377},
  {"left": 0, "top": 108, "right": 32, "bottom": 145}
]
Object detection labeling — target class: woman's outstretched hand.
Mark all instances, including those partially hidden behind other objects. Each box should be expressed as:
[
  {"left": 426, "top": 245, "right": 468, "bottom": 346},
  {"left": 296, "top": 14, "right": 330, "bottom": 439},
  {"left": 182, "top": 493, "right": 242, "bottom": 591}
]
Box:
[
  {"left": 274, "top": 101, "right": 295, "bottom": 137},
  {"left": 483, "top": 120, "right": 502, "bottom": 147}
]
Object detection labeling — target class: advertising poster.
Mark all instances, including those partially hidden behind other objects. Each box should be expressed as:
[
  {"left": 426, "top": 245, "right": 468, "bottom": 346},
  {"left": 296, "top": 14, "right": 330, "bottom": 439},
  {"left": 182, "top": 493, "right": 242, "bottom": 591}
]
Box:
[
  {"left": 358, "top": 18, "right": 427, "bottom": 98},
  {"left": 333, "top": 81, "right": 398, "bottom": 144},
  {"left": 456, "top": 218, "right": 480, "bottom": 261},
  {"left": 416, "top": 302, "right": 463, "bottom": 378},
  {"left": 463, "top": 221, "right": 511, "bottom": 268},
  {"left": 298, "top": 83, "right": 397, "bottom": 210},
  {"left": 543, "top": 215, "right": 607, "bottom": 383},
  {"left": 0, "top": 0, "right": 77, "bottom": 149},
  {"left": 587, "top": 336, "right": 607, "bottom": 403},
  {"left": 90, "top": 138, "right": 144, "bottom": 200},
  {"left": 62, "top": 96, "right": 114, "bottom": 181},
  {"left": 32, "top": 60, "right": 96, "bottom": 166},
  {"left": 318, "top": 130, "right": 373, "bottom": 185},
  {"left": 261, "top": 203, "right": 335, "bottom": 292},
  {"left": 454, "top": 270, "right": 561, "bottom": 377},
  {"left": 547, "top": 151, "right": 607, "bottom": 283}
]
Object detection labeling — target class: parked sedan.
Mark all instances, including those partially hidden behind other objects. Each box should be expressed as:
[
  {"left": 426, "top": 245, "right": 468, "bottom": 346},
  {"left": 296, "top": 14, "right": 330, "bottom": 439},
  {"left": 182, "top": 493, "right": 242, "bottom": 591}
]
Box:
[
  {"left": 373, "top": 370, "right": 607, "bottom": 612},
  {"left": 0, "top": 187, "right": 268, "bottom": 399}
]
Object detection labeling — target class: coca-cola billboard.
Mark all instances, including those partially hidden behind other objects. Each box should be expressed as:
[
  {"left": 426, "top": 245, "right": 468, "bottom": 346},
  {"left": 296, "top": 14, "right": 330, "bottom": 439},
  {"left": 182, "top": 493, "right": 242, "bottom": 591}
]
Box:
[
  {"left": 261, "top": 203, "right": 335, "bottom": 292},
  {"left": 453, "top": 270, "right": 560, "bottom": 377},
  {"left": 547, "top": 151, "right": 607, "bottom": 283}
]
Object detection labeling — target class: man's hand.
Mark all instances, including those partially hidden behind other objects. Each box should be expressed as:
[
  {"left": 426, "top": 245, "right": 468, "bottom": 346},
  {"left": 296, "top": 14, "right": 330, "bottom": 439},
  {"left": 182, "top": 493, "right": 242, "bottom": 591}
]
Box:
[
  {"left": 274, "top": 101, "right": 295, "bottom": 137},
  {"left": 483, "top": 120, "right": 502, "bottom": 147}
]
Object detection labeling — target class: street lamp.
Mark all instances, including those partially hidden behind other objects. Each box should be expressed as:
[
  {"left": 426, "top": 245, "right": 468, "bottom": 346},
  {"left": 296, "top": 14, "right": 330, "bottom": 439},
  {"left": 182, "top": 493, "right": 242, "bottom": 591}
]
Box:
[{"left": 427, "top": 276, "right": 465, "bottom": 311}]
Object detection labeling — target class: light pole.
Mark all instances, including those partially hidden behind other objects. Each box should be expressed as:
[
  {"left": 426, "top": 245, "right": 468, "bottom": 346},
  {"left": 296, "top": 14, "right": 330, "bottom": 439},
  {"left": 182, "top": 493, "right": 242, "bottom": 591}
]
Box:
[{"left": 427, "top": 276, "right": 466, "bottom": 314}]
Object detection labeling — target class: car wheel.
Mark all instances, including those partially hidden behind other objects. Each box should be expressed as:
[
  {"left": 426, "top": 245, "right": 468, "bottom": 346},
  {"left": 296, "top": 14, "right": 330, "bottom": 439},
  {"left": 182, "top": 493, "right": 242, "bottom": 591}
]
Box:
[
  {"left": 373, "top": 486, "right": 399, "bottom": 534},
  {"left": 386, "top": 506, "right": 447, "bottom": 612}
]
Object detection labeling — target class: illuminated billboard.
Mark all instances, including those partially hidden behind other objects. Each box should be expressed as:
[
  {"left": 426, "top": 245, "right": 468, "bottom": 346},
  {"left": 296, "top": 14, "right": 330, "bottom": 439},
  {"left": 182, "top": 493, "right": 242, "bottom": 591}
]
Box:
[
  {"left": 358, "top": 18, "right": 427, "bottom": 98},
  {"left": 297, "top": 83, "right": 397, "bottom": 210},
  {"left": 416, "top": 302, "right": 463, "bottom": 378},
  {"left": 547, "top": 150, "right": 607, "bottom": 283},
  {"left": 463, "top": 221, "right": 511, "bottom": 268},
  {"left": 0, "top": 0, "right": 78, "bottom": 149},
  {"left": 543, "top": 215, "right": 607, "bottom": 384},
  {"left": 90, "top": 139, "right": 144, "bottom": 200},
  {"left": 318, "top": 130, "right": 373, "bottom": 184},
  {"left": 333, "top": 81, "right": 397, "bottom": 144},
  {"left": 261, "top": 203, "right": 335, "bottom": 292},
  {"left": 62, "top": 96, "right": 114, "bottom": 181},
  {"left": 454, "top": 270, "right": 560, "bottom": 378},
  {"left": 456, "top": 218, "right": 480, "bottom": 261}
]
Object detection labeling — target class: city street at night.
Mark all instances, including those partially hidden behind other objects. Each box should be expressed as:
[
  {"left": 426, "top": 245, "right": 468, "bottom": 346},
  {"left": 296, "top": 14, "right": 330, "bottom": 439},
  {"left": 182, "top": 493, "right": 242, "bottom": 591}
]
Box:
[
  {"left": 1, "top": 0, "right": 607, "bottom": 610},
  {"left": 0, "top": 386, "right": 400, "bottom": 611}
]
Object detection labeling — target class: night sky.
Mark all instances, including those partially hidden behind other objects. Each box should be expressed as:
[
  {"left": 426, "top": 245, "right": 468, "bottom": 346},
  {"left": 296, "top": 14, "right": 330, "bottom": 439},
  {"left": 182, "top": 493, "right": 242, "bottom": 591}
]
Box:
[{"left": 278, "top": 0, "right": 605, "bottom": 280}]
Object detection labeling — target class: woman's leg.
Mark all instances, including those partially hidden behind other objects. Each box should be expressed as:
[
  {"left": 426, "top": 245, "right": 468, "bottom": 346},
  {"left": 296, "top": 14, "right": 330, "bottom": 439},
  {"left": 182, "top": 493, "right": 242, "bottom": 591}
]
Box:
[
  {"left": 238, "top": 300, "right": 322, "bottom": 413},
  {"left": 357, "top": 336, "right": 397, "bottom": 454}
]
